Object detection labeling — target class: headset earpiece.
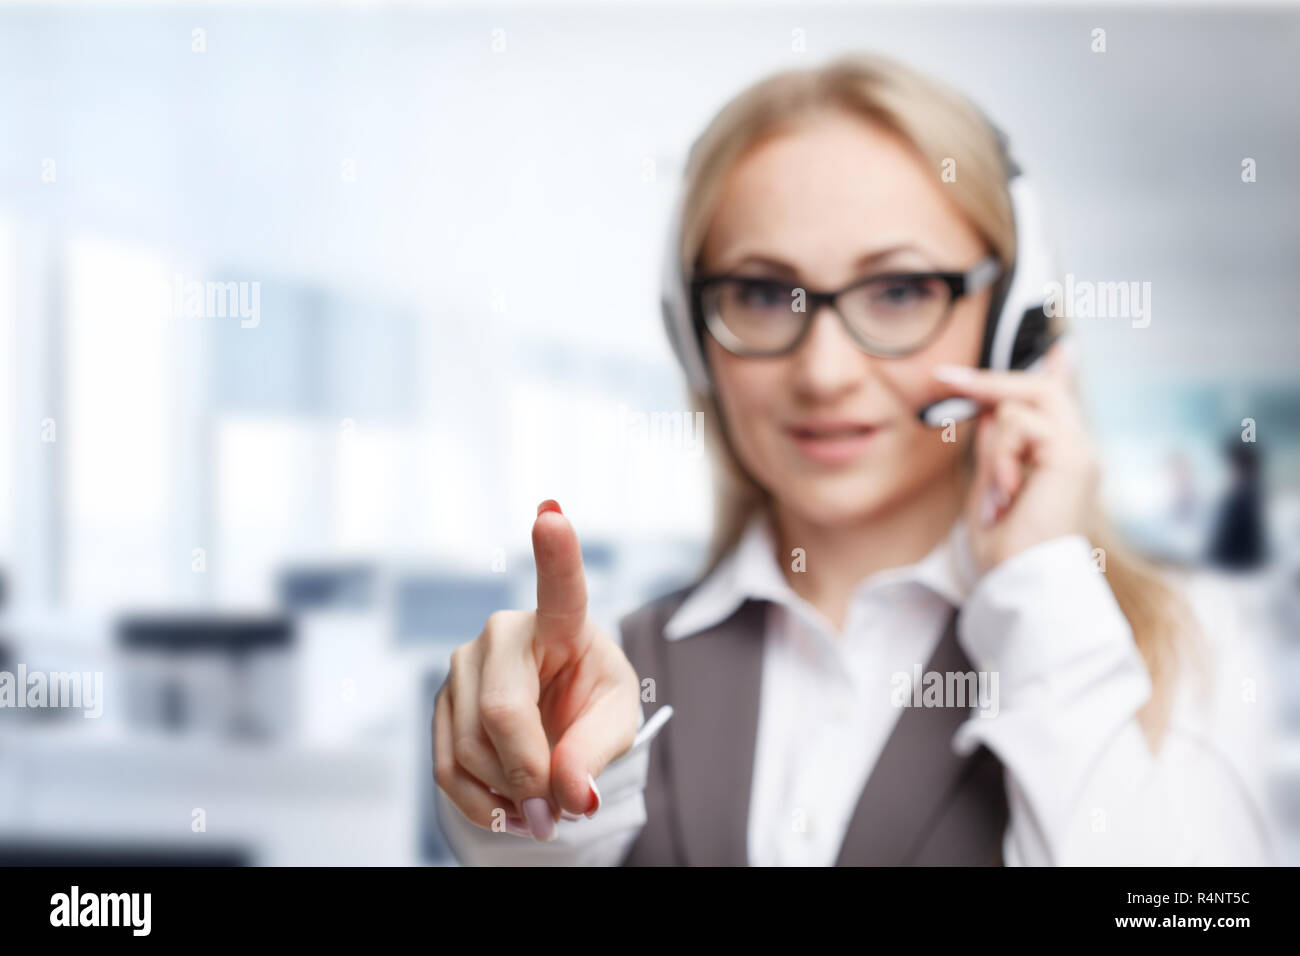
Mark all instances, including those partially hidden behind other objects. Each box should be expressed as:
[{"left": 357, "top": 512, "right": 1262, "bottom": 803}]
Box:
[{"left": 659, "top": 183, "right": 713, "bottom": 394}]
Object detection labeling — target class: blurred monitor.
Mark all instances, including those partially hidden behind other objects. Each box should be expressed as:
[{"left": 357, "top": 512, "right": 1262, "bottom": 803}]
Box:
[
  {"left": 278, "top": 563, "right": 378, "bottom": 613},
  {"left": 579, "top": 541, "right": 616, "bottom": 572},
  {"left": 394, "top": 573, "right": 513, "bottom": 645}
]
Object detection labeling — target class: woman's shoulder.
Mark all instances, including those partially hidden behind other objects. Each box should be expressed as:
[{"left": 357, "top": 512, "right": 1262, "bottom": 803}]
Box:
[{"left": 616, "top": 584, "right": 697, "bottom": 646}]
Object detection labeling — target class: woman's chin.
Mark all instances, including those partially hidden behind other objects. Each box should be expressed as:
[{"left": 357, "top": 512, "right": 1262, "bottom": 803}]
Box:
[{"left": 768, "top": 475, "right": 899, "bottom": 529}]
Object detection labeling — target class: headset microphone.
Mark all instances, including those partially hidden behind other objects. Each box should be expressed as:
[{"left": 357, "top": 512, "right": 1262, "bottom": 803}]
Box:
[
  {"left": 659, "top": 115, "right": 1063, "bottom": 427},
  {"left": 916, "top": 171, "right": 1064, "bottom": 428}
]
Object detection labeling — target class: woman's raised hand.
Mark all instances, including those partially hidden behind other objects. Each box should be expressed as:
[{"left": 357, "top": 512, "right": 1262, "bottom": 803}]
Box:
[
  {"left": 433, "top": 500, "right": 641, "bottom": 841},
  {"left": 932, "top": 342, "right": 1101, "bottom": 575}
]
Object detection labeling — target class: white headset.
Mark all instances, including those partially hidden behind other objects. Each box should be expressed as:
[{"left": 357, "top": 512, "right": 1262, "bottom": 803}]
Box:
[{"left": 658, "top": 117, "right": 1063, "bottom": 427}]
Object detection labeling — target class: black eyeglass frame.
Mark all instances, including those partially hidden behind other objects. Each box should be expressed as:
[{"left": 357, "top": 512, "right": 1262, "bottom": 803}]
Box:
[{"left": 689, "top": 255, "right": 1003, "bottom": 360}]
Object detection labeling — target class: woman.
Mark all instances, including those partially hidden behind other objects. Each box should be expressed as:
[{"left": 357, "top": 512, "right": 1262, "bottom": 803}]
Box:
[{"left": 433, "top": 53, "right": 1274, "bottom": 865}]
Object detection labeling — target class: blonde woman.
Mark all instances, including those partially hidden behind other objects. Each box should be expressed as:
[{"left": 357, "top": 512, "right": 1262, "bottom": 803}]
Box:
[{"left": 433, "top": 53, "right": 1274, "bottom": 865}]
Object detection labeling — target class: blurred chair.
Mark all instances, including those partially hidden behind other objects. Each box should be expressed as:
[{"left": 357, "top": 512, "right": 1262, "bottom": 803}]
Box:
[{"left": 419, "top": 665, "right": 453, "bottom": 864}]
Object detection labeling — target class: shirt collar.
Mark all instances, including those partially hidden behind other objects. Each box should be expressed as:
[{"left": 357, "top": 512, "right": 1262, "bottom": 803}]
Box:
[{"left": 663, "top": 510, "right": 980, "bottom": 641}]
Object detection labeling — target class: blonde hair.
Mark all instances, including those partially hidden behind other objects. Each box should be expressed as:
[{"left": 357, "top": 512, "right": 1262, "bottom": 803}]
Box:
[{"left": 674, "top": 52, "right": 1201, "bottom": 753}]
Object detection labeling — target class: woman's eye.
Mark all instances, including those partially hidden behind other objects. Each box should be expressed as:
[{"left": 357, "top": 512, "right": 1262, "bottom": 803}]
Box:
[
  {"left": 735, "top": 280, "right": 787, "bottom": 309},
  {"left": 871, "top": 277, "right": 937, "bottom": 309}
]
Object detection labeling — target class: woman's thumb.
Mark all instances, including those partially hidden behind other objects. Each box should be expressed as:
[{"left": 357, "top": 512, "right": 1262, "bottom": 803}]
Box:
[{"left": 548, "top": 692, "right": 637, "bottom": 816}]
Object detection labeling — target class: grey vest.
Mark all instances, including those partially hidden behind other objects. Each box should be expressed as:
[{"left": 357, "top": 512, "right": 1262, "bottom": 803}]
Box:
[{"left": 618, "top": 590, "right": 1008, "bottom": 866}]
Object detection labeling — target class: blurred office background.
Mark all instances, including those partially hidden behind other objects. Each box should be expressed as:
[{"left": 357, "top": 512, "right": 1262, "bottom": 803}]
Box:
[{"left": 0, "top": 1, "right": 1296, "bottom": 865}]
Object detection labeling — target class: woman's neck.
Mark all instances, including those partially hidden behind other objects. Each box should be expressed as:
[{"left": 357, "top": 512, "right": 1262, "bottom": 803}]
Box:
[{"left": 771, "top": 467, "right": 968, "bottom": 634}]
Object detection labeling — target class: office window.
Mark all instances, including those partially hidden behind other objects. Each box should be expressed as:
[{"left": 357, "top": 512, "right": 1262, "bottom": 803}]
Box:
[
  {"left": 64, "top": 236, "right": 174, "bottom": 610},
  {"left": 0, "top": 218, "right": 14, "bottom": 570},
  {"left": 213, "top": 417, "right": 323, "bottom": 606}
]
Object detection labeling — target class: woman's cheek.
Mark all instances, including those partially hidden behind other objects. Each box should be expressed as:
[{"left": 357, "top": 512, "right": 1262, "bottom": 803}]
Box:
[
  {"left": 874, "top": 357, "right": 943, "bottom": 419},
  {"left": 709, "top": 358, "right": 785, "bottom": 484},
  {"left": 727, "top": 389, "right": 782, "bottom": 482},
  {"left": 898, "top": 417, "right": 968, "bottom": 476}
]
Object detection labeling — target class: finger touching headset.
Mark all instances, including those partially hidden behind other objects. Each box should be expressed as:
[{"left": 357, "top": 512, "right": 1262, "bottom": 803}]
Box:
[{"left": 658, "top": 114, "right": 1065, "bottom": 428}]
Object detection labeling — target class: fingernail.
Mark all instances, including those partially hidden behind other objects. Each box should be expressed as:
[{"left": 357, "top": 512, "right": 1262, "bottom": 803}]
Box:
[
  {"left": 980, "top": 488, "right": 999, "bottom": 526},
  {"left": 537, "top": 499, "right": 562, "bottom": 516},
  {"left": 933, "top": 364, "right": 975, "bottom": 384},
  {"left": 559, "top": 810, "right": 583, "bottom": 822},
  {"left": 585, "top": 773, "right": 601, "bottom": 818},
  {"left": 505, "top": 818, "right": 532, "bottom": 838},
  {"left": 522, "top": 797, "right": 556, "bottom": 842}
]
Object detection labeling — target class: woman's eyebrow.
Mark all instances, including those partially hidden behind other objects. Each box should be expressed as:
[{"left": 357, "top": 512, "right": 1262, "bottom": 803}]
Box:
[
  {"left": 724, "top": 255, "right": 800, "bottom": 278},
  {"left": 722, "top": 244, "right": 935, "bottom": 278},
  {"left": 852, "top": 244, "right": 935, "bottom": 270}
]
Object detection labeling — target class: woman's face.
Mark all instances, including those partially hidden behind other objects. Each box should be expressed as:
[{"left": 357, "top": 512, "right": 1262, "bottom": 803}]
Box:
[{"left": 699, "top": 109, "right": 993, "bottom": 530}]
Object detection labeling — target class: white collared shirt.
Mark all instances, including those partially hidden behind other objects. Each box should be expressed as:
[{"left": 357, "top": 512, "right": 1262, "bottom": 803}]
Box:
[
  {"left": 437, "top": 517, "right": 1279, "bottom": 866},
  {"left": 667, "top": 512, "right": 982, "bottom": 866}
]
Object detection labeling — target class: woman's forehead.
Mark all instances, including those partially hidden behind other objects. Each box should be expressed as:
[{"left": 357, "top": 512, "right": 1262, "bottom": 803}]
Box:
[{"left": 699, "top": 117, "right": 984, "bottom": 280}]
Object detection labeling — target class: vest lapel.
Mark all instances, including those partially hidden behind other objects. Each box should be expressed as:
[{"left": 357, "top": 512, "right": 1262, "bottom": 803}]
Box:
[
  {"left": 834, "top": 609, "right": 977, "bottom": 865},
  {"left": 660, "top": 598, "right": 767, "bottom": 866}
]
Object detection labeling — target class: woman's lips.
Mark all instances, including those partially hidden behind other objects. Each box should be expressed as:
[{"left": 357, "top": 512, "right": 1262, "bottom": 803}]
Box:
[{"left": 785, "top": 421, "right": 887, "bottom": 465}]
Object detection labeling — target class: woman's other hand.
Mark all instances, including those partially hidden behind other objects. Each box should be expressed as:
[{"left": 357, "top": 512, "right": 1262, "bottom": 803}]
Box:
[{"left": 932, "top": 342, "right": 1102, "bottom": 576}]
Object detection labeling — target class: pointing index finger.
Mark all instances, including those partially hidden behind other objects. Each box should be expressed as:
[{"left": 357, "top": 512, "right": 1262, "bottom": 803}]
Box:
[{"left": 532, "top": 500, "right": 588, "bottom": 650}]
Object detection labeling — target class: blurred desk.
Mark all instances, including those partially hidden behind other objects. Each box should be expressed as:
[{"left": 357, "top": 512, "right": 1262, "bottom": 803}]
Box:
[{"left": 0, "top": 725, "right": 419, "bottom": 865}]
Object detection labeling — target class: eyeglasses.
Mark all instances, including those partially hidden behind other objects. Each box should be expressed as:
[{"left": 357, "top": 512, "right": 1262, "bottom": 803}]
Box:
[{"left": 691, "top": 256, "right": 1002, "bottom": 359}]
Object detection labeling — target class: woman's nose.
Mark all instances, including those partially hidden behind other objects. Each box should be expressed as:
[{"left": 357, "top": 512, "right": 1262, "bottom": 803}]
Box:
[{"left": 789, "top": 303, "right": 870, "bottom": 399}]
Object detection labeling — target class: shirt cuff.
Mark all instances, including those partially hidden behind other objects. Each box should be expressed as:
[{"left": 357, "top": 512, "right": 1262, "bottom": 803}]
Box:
[
  {"left": 437, "top": 705, "right": 673, "bottom": 866},
  {"left": 950, "top": 535, "right": 1154, "bottom": 860},
  {"left": 954, "top": 534, "right": 1152, "bottom": 706}
]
